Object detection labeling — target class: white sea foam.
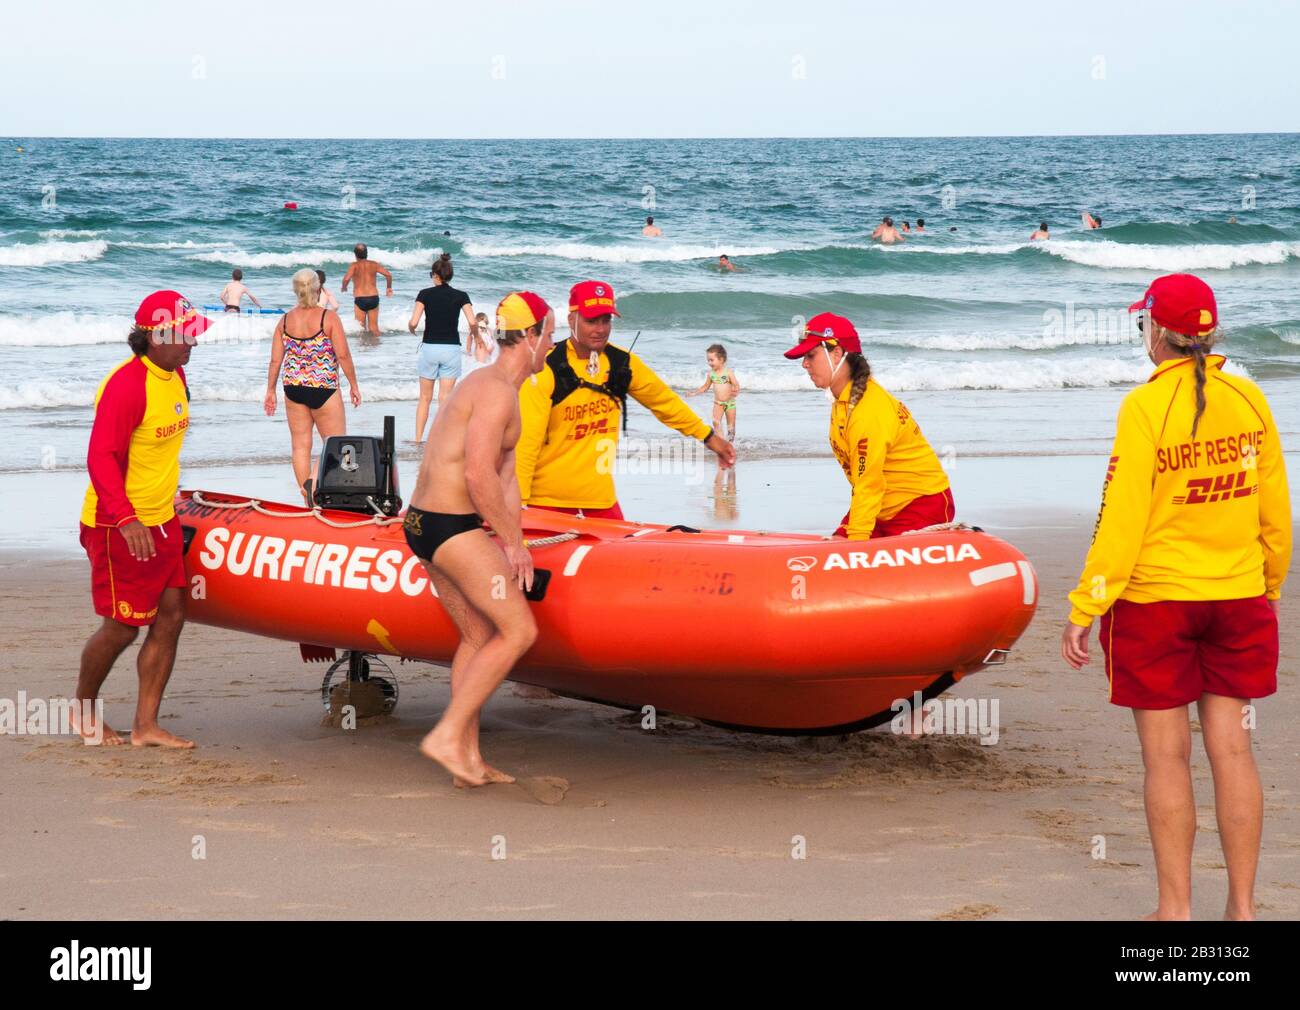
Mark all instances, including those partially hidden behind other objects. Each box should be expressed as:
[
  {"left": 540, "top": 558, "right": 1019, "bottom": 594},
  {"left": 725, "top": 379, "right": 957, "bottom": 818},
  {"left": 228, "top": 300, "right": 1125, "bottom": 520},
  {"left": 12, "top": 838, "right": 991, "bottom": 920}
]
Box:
[
  {"left": 0, "top": 240, "right": 108, "bottom": 267},
  {"left": 116, "top": 239, "right": 236, "bottom": 250},
  {"left": 39, "top": 229, "right": 103, "bottom": 239},
  {"left": 1037, "top": 240, "right": 1300, "bottom": 271},
  {"left": 660, "top": 354, "right": 1206, "bottom": 393},
  {"left": 189, "top": 246, "right": 444, "bottom": 269},
  {"left": 461, "top": 241, "right": 787, "bottom": 263}
]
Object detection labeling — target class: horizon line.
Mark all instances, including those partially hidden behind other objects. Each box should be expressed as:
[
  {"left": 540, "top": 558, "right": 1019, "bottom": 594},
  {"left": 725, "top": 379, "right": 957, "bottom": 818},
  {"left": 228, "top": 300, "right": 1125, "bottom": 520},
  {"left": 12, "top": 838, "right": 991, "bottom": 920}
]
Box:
[{"left": 5, "top": 130, "right": 1299, "bottom": 142}]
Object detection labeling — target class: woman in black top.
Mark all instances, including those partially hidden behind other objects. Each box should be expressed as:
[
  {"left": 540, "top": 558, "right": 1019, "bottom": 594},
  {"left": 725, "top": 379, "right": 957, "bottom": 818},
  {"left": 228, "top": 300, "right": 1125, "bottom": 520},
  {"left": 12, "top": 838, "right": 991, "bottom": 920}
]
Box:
[{"left": 407, "top": 253, "right": 480, "bottom": 442}]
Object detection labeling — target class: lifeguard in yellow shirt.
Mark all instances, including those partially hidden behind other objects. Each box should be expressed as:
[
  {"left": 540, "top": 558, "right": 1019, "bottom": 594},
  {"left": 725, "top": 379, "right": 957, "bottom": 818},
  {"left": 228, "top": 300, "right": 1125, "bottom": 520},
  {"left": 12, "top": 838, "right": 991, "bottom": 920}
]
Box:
[
  {"left": 1062, "top": 273, "right": 1291, "bottom": 922},
  {"left": 784, "top": 312, "right": 952, "bottom": 539},
  {"left": 516, "top": 280, "right": 736, "bottom": 519}
]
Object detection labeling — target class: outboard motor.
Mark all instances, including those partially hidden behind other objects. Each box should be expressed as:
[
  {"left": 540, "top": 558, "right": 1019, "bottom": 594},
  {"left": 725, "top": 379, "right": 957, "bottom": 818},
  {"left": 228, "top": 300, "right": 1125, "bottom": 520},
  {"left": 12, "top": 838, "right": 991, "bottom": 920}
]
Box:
[{"left": 312, "top": 415, "right": 402, "bottom": 516}]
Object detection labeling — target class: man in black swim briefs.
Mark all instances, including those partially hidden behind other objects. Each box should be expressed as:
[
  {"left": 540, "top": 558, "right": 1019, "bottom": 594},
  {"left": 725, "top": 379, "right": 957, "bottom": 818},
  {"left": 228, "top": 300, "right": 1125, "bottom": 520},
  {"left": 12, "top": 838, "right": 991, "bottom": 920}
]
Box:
[
  {"left": 341, "top": 242, "right": 392, "bottom": 341},
  {"left": 402, "top": 290, "right": 554, "bottom": 788}
]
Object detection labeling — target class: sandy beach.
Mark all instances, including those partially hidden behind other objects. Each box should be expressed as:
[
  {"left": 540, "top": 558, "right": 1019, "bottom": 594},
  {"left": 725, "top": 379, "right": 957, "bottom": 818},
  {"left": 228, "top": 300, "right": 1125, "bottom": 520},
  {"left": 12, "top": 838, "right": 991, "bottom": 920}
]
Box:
[{"left": 2, "top": 499, "right": 1296, "bottom": 921}]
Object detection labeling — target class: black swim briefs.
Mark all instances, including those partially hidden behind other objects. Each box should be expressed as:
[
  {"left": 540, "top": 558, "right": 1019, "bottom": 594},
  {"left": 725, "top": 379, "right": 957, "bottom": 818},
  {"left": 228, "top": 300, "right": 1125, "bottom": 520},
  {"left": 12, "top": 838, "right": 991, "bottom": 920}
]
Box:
[
  {"left": 354, "top": 295, "right": 380, "bottom": 312},
  {"left": 403, "top": 506, "right": 483, "bottom": 561},
  {"left": 283, "top": 385, "right": 337, "bottom": 410}
]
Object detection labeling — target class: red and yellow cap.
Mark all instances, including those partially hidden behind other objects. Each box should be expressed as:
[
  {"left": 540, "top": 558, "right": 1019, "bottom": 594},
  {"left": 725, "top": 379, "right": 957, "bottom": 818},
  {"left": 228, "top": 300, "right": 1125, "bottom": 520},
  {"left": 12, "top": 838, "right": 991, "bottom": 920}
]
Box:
[
  {"left": 133, "top": 290, "right": 211, "bottom": 339},
  {"left": 1128, "top": 274, "right": 1218, "bottom": 337},
  {"left": 496, "top": 291, "right": 551, "bottom": 331},
  {"left": 783, "top": 311, "right": 861, "bottom": 358},
  {"left": 569, "top": 280, "right": 619, "bottom": 319}
]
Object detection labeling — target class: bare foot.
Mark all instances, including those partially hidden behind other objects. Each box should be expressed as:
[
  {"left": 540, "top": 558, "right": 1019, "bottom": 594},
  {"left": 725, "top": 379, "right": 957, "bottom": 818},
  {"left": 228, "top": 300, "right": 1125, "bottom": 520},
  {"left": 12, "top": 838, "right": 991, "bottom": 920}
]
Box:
[
  {"left": 70, "top": 705, "right": 124, "bottom": 746},
  {"left": 1144, "top": 909, "right": 1191, "bottom": 921},
  {"left": 131, "top": 723, "right": 196, "bottom": 749},
  {"left": 481, "top": 763, "right": 516, "bottom": 784},
  {"left": 1224, "top": 908, "right": 1255, "bottom": 921},
  {"left": 420, "top": 730, "right": 489, "bottom": 787}
]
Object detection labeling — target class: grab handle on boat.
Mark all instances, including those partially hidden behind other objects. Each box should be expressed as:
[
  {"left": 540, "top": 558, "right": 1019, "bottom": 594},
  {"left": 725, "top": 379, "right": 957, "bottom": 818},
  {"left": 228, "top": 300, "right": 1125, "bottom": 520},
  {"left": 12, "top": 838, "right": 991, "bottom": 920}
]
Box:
[{"left": 982, "top": 648, "right": 1011, "bottom": 665}]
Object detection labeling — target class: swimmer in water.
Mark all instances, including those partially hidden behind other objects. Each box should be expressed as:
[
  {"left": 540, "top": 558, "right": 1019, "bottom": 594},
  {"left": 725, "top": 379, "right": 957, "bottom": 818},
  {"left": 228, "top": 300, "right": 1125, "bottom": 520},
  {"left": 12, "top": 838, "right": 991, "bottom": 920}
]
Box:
[
  {"left": 219, "top": 269, "right": 262, "bottom": 313},
  {"left": 718, "top": 254, "right": 738, "bottom": 272},
  {"left": 642, "top": 215, "right": 661, "bottom": 237},
  {"left": 1082, "top": 211, "right": 1103, "bottom": 229},
  {"left": 1030, "top": 222, "right": 1050, "bottom": 241},
  {"left": 871, "top": 216, "right": 906, "bottom": 244}
]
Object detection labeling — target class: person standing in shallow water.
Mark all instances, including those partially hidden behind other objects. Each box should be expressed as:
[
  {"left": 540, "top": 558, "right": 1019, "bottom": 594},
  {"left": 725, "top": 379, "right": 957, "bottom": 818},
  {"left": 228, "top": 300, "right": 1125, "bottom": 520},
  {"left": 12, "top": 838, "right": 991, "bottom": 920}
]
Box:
[
  {"left": 264, "top": 269, "right": 361, "bottom": 501},
  {"left": 1063, "top": 273, "right": 1291, "bottom": 921},
  {"left": 341, "top": 242, "right": 392, "bottom": 342},
  {"left": 408, "top": 252, "right": 479, "bottom": 443}
]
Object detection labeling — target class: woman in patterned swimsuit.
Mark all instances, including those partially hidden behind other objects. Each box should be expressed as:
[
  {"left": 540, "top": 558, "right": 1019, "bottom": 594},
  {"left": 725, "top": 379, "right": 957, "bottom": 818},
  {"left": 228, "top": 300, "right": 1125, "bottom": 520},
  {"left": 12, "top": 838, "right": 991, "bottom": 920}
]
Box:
[{"left": 264, "top": 268, "right": 362, "bottom": 501}]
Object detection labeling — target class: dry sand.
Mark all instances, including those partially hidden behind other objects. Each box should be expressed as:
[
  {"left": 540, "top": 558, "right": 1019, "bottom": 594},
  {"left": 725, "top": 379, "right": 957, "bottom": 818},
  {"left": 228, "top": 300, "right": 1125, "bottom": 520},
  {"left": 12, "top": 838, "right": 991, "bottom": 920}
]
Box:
[{"left": 1, "top": 518, "right": 1296, "bottom": 920}]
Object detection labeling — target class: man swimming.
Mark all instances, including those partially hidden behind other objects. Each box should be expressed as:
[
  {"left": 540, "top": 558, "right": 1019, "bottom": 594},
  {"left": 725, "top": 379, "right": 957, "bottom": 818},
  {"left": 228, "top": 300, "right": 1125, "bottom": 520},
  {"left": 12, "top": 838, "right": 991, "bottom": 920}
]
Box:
[
  {"left": 341, "top": 242, "right": 393, "bottom": 340},
  {"left": 1082, "top": 211, "right": 1103, "bottom": 229},
  {"left": 718, "top": 254, "right": 737, "bottom": 272},
  {"left": 914, "top": 218, "right": 926, "bottom": 233},
  {"left": 403, "top": 291, "right": 553, "bottom": 787},
  {"left": 871, "top": 216, "right": 906, "bottom": 244},
  {"left": 642, "top": 215, "right": 662, "bottom": 237},
  {"left": 1030, "top": 222, "right": 1050, "bottom": 240},
  {"left": 219, "top": 269, "right": 262, "bottom": 313}
]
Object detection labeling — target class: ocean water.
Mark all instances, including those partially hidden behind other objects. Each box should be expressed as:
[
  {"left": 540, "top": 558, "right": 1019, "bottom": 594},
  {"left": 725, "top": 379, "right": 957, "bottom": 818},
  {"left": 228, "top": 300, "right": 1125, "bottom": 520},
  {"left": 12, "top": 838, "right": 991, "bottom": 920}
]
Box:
[{"left": 2, "top": 135, "right": 1298, "bottom": 530}]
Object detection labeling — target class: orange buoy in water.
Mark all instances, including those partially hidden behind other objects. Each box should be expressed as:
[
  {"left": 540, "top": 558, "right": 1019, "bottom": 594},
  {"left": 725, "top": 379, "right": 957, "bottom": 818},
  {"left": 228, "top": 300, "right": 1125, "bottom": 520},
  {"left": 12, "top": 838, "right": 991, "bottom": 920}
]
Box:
[{"left": 174, "top": 489, "right": 1038, "bottom": 734}]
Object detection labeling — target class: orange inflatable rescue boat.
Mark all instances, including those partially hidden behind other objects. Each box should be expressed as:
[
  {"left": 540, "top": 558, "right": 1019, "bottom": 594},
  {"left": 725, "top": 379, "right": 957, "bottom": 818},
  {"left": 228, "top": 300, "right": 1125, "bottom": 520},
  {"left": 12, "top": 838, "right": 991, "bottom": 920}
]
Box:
[{"left": 173, "top": 488, "right": 1037, "bottom": 734}]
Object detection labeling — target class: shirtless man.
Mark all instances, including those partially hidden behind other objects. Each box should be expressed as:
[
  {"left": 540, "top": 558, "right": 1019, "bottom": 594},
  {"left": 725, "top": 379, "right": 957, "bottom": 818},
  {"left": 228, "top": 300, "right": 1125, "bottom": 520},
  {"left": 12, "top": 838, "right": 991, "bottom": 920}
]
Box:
[
  {"left": 914, "top": 218, "right": 926, "bottom": 234},
  {"left": 403, "top": 290, "right": 554, "bottom": 787},
  {"left": 341, "top": 243, "right": 393, "bottom": 340},
  {"left": 871, "top": 216, "right": 906, "bottom": 244},
  {"left": 642, "top": 215, "right": 662, "bottom": 237},
  {"left": 219, "top": 269, "right": 262, "bottom": 313},
  {"left": 1030, "top": 222, "right": 1050, "bottom": 241},
  {"left": 1082, "top": 211, "right": 1103, "bottom": 229},
  {"left": 718, "top": 254, "right": 737, "bottom": 272}
]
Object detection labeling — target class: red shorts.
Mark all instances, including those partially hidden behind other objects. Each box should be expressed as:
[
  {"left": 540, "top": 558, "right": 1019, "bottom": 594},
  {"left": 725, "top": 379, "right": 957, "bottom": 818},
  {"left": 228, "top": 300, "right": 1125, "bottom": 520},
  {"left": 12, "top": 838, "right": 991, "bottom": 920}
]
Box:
[
  {"left": 1100, "top": 596, "right": 1278, "bottom": 709},
  {"left": 532, "top": 502, "right": 625, "bottom": 521},
  {"left": 835, "top": 487, "right": 955, "bottom": 539},
  {"left": 80, "top": 517, "right": 187, "bottom": 626}
]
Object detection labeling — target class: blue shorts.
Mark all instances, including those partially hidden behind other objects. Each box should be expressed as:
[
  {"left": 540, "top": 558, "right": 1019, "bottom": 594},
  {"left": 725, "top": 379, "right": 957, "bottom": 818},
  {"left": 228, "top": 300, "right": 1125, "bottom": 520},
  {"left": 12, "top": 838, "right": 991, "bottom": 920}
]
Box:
[{"left": 417, "top": 342, "right": 462, "bottom": 380}]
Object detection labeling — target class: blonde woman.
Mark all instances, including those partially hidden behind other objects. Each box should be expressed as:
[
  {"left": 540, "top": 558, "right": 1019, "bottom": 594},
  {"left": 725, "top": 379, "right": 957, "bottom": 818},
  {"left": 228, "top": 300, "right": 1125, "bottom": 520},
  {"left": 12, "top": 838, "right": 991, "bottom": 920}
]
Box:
[
  {"left": 264, "top": 268, "right": 361, "bottom": 501},
  {"left": 1062, "top": 273, "right": 1291, "bottom": 920}
]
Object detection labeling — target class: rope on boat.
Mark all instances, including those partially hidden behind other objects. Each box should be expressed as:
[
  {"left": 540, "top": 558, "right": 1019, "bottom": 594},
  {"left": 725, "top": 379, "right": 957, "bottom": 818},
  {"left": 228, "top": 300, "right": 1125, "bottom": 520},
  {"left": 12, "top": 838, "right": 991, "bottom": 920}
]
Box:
[{"left": 188, "top": 491, "right": 580, "bottom": 547}]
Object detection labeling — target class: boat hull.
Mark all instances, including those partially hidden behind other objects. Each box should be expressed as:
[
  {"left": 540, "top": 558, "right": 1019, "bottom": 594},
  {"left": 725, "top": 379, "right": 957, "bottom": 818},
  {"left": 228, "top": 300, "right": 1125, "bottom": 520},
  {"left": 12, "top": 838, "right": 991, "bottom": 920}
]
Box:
[{"left": 175, "top": 490, "right": 1038, "bottom": 733}]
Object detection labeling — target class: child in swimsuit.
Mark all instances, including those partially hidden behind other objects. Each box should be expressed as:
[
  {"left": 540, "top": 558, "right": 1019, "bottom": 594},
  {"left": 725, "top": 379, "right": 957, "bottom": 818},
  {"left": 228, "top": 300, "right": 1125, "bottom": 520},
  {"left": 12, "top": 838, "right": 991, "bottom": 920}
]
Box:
[
  {"left": 687, "top": 342, "right": 740, "bottom": 441},
  {"left": 472, "top": 311, "right": 494, "bottom": 363}
]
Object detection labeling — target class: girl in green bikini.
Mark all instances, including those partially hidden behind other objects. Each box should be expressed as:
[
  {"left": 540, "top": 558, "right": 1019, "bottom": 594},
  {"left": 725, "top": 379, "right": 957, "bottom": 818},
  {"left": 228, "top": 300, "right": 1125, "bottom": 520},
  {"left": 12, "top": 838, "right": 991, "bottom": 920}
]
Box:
[{"left": 688, "top": 342, "right": 740, "bottom": 441}]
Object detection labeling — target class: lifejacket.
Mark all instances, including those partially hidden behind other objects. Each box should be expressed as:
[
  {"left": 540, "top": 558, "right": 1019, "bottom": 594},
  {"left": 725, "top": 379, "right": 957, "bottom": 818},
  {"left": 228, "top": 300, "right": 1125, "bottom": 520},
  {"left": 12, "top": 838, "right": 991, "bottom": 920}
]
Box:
[{"left": 548, "top": 341, "right": 634, "bottom": 431}]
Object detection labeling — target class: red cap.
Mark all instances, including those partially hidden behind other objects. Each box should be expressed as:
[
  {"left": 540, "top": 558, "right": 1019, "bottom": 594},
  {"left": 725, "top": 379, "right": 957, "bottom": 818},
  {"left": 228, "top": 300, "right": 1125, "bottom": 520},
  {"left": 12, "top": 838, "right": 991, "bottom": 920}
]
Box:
[
  {"left": 133, "top": 291, "right": 212, "bottom": 340},
  {"left": 783, "top": 312, "right": 861, "bottom": 358},
  {"left": 1128, "top": 274, "right": 1218, "bottom": 337},
  {"left": 568, "top": 280, "right": 619, "bottom": 319}
]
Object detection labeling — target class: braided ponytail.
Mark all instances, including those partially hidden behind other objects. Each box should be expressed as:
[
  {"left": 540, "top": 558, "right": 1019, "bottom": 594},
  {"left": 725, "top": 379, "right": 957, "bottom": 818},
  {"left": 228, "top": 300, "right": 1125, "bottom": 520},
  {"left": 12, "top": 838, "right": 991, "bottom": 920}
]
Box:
[
  {"left": 1159, "top": 325, "right": 1219, "bottom": 438},
  {"left": 845, "top": 352, "right": 872, "bottom": 410}
]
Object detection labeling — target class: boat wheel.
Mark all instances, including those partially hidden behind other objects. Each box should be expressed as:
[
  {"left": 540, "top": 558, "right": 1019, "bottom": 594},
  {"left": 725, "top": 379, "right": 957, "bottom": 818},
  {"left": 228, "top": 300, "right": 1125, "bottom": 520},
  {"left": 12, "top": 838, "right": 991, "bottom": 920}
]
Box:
[{"left": 320, "top": 651, "right": 399, "bottom": 718}]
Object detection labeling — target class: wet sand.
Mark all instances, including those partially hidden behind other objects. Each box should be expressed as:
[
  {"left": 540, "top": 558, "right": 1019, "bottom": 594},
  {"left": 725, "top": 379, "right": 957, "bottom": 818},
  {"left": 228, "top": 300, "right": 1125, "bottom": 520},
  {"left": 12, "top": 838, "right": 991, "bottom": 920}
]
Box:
[{"left": 1, "top": 514, "right": 1296, "bottom": 920}]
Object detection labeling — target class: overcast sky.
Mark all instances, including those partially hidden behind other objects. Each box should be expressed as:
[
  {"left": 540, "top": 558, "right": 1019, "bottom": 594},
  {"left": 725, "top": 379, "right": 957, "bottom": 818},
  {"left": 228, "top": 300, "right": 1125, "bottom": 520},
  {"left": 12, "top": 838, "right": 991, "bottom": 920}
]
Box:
[{"left": 4, "top": 0, "right": 1298, "bottom": 138}]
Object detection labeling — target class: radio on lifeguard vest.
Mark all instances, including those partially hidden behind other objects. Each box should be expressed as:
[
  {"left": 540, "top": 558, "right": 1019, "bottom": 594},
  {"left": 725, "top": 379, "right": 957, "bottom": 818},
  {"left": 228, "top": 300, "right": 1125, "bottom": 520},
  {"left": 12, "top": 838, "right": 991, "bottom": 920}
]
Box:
[{"left": 313, "top": 415, "right": 402, "bottom": 516}]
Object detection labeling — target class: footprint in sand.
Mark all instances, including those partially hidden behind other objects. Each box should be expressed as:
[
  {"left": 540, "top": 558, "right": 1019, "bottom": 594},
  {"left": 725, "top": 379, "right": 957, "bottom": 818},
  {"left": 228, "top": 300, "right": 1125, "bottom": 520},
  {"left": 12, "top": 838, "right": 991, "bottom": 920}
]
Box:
[
  {"left": 934, "top": 903, "right": 1000, "bottom": 920},
  {"left": 517, "top": 776, "right": 569, "bottom": 805}
]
